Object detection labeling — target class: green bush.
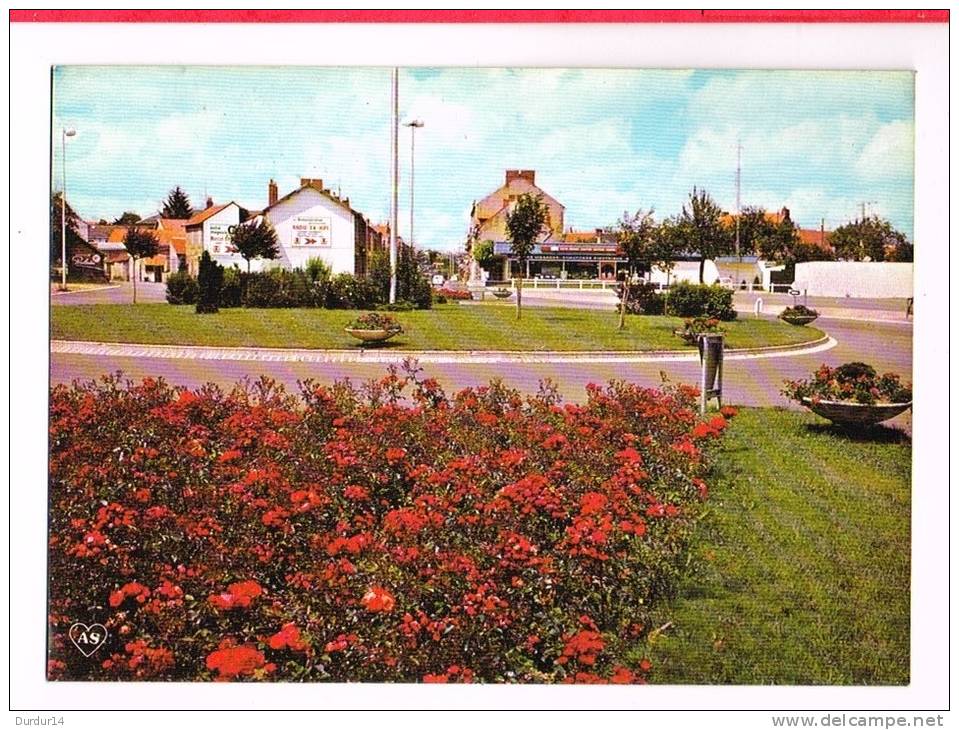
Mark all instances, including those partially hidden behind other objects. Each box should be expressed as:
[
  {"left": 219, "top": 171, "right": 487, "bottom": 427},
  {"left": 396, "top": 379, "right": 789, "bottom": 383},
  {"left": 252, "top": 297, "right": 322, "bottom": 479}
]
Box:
[
  {"left": 666, "top": 282, "right": 737, "bottom": 321},
  {"left": 195, "top": 252, "right": 223, "bottom": 315},
  {"left": 219, "top": 267, "right": 243, "bottom": 308},
  {"left": 326, "top": 273, "right": 379, "bottom": 310},
  {"left": 616, "top": 281, "right": 665, "bottom": 315},
  {"left": 165, "top": 271, "right": 198, "bottom": 305},
  {"left": 376, "top": 301, "right": 416, "bottom": 312}
]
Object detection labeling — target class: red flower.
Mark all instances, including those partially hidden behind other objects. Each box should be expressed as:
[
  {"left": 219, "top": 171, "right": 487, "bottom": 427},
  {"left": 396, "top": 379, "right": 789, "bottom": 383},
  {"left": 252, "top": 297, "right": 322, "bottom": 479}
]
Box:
[
  {"left": 361, "top": 585, "right": 396, "bottom": 613},
  {"left": 109, "top": 581, "right": 151, "bottom": 608},
  {"left": 208, "top": 580, "right": 263, "bottom": 611},
  {"left": 385, "top": 447, "right": 407, "bottom": 463},
  {"left": 205, "top": 643, "right": 273, "bottom": 680},
  {"left": 267, "top": 623, "right": 308, "bottom": 652}
]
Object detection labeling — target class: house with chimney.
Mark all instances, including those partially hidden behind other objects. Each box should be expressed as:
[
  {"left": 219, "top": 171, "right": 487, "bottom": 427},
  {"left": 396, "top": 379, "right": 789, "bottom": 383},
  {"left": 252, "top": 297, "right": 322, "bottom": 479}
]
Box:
[
  {"left": 184, "top": 202, "right": 243, "bottom": 275},
  {"left": 469, "top": 170, "right": 626, "bottom": 280}
]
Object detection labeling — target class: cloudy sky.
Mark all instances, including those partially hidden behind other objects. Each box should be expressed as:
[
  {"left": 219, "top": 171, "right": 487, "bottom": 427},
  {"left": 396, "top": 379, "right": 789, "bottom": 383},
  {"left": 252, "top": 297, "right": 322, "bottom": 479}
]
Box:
[{"left": 53, "top": 66, "right": 914, "bottom": 248}]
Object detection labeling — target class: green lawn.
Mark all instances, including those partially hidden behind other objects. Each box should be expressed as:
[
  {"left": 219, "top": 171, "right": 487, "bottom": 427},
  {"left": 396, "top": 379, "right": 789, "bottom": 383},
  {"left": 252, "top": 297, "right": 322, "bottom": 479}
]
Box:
[
  {"left": 650, "top": 408, "right": 911, "bottom": 684},
  {"left": 51, "top": 304, "right": 823, "bottom": 352}
]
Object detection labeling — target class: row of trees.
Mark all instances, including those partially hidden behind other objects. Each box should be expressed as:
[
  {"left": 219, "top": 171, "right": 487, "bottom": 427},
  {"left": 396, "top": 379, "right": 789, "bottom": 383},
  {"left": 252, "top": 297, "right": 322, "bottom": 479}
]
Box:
[{"left": 494, "top": 188, "right": 913, "bottom": 320}]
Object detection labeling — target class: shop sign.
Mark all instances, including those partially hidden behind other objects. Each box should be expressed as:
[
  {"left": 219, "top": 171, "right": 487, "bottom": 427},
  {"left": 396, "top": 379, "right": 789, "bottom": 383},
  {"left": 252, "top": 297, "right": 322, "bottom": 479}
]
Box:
[
  {"left": 71, "top": 252, "right": 102, "bottom": 269},
  {"left": 209, "top": 223, "right": 239, "bottom": 255}
]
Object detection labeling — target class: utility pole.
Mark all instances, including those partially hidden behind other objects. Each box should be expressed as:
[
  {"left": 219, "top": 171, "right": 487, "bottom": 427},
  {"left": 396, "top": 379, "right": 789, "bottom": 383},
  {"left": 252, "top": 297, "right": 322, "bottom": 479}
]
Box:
[
  {"left": 404, "top": 119, "right": 424, "bottom": 251},
  {"left": 389, "top": 68, "right": 399, "bottom": 304},
  {"left": 735, "top": 139, "right": 742, "bottom": 262}
]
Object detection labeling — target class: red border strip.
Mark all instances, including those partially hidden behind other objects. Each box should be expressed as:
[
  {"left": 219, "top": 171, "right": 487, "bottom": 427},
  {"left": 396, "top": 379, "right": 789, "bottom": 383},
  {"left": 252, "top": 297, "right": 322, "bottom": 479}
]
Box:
[{"left": 7, "top": 9, "right": 950, "bottom": 24}]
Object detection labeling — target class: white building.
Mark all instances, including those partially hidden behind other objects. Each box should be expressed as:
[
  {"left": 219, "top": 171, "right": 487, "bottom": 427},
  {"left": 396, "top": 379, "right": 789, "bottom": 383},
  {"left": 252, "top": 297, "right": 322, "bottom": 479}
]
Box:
[
  {"left": 257, "top": 178, "right": 361, "bottom": 274},
  {"left": 185, "top": 202, "right": 242, "bottom": 276},
  {"left": 184, "top": 179, "right": 381, "bottom": 277}
]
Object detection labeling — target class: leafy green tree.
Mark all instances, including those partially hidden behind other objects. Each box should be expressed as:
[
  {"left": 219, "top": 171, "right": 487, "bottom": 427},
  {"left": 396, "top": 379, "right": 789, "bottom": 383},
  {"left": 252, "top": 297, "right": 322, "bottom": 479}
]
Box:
[
  {"left": 831, "top": 216, "right": 909, "bottom": 262},
  {"left": 231, "top": 218, "right": 280, "bottom": 272},
  {"left": 367, "top": 248, "right": 392, "bottom": 304},
  {"left": 50, "top": 192, "right": 86, "bottom": 270},
  {"left": 505, "top": 193, "right": 551, "bottom": 319},
  {"left": 471, "top": 239, "right": 495, "bottom": 270},
  {"left": 615, "top": 209, "right": 657, "bottom": 330},
  {"left": 123, "top": 227, "right": 159, "bottom": 304},
  {"left": 396, "top": 244, "right": 432, "bottom": 309},
  {"left": 673, "top": 188, "right": 734, "bottom": 283},
  {"left": 196, "top": 251, "right": 224, "bottom": 314},
  {"left": 887, "top": 240, "right": 914, "bottom": 263},
  {"left": 161, "top": 186, "right": 194, "bottom": 219},
  {"left": 113, "top": 211, "right": 142, "bottom": 225}
]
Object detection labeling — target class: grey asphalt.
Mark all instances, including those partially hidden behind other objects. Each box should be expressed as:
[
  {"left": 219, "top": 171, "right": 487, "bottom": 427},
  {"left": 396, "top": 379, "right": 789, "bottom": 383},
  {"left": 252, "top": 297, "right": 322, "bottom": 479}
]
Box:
[{"left": 49, "top": 316, "right": 912, "bottom": 432}]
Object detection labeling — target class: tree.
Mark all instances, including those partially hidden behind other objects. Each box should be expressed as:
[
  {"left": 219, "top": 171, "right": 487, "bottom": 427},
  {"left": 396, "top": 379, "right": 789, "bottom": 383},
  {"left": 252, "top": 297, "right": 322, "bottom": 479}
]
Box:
[
  {"left": 396, "top": 244, "right": 432, "bottom": 309},
  {"left": 196, "top": 251, "right": 224, "bottom": 314},
  {"left": 830, "top": 215, "right": 909, "bottom": 262},
  {"left": 505, "top": 193, "right": 550, "bottom": 319},
  {"left": 50, "top": 192, "right": 86, "bottom": 270},
  {"left": 615, "top": 209, "right": 656, "bottom": 330},
  {"left": 123, "top": 227, "right": 159, "bottom": 303},
  {"left": 673, "top": 188, "right": 734, "bottom": 283},
  {"left": 471, "top": 239, "right": 495, "bottom": 270},
  {"left": 367, "top": 249, "right": 392, "bottom": 303},
  {"left": 161, "top": 186, "right": 194, "bottom": 219},
  {"left": 230, "top": 218, "right": 280, "bottom": 272},
  {"left": 113, "top": 211, "right": 142, "bottom": 225}
]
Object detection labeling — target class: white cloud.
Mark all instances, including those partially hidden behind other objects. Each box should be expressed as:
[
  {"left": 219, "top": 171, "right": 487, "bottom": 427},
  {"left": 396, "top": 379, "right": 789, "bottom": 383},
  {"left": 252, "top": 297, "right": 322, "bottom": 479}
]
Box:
[{"left": 855, "top": 120, "right": 914, "bottom": 180}]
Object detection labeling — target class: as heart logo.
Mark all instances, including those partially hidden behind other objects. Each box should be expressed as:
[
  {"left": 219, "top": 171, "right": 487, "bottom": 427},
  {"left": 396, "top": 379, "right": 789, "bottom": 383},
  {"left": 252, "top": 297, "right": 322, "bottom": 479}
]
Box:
[{"left": 68, "top": 622, "right": 109, "bottom": 657}]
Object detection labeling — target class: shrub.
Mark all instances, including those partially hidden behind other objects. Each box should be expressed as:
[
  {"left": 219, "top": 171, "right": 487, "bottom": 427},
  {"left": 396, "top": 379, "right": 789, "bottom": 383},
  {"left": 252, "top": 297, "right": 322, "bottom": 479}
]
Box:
[
  {"left": 305, "top": 257, "right": 332, "bottom": 284},
  {"left": 782, "top": 362, "right": 912, "bottom": 405},
  {"left": 326, "top": 273, "right": 379, "bottom": 310},
  {"left": 666, "top": 282, "right": 736, "bottom": 321},
  {"left": 47, "top": 368, "right": 730, "bottom": 683},
  {"left": 165, "top": 271, "right": 198, "bottom": 305},
  {"left": 196, "top": 251, "right": 223, "bottom": 314},
  {"left": 616, "top": 281, "right": 665, "bottom": 315},
  {"left": 242, "top": 271, "right": 280, "bottom": 308},
  {"left": 376, "top": 301, "right": 415, "bottom": 312},
  {"left": 219, "top": 267, "right": 243, "bottom": 308}
]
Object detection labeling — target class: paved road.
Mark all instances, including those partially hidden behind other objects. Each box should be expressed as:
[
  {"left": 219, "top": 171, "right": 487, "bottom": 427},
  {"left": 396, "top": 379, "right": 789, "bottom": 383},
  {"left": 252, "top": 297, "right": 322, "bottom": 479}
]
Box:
[
  {"left": 50, "top": 316, "right": 912, "bottom": 431},
  {"left": 51, "top": 282, "right": 167, "bottom": 305}
]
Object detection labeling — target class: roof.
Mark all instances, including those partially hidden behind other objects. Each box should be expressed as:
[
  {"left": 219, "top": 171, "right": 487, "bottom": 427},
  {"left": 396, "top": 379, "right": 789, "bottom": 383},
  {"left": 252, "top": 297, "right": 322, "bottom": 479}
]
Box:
[
  {"left": 157, "top": 218, "right": 187, "bottom": 234},
  {"left": 185, "top": 203, "right": 234, "bottom": 227},
  {"left": 260, "top": 181, "right": 354, "bottom": 218},
  {"left": 155, "top": 227, "right": 186, "bottom": 256},
  {"left": 107, "top": 227, "right": 130, "bottom": 243},
  {"left": 472, "top": 175, "right": 564, "bottom": 223},
  {"left": 797, "top": 228, "right": 832, "bottom": 247}
]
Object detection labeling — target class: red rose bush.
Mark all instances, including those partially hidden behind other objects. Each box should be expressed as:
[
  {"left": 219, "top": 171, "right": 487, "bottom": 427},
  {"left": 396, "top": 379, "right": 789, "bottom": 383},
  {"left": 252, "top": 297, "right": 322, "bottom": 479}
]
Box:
[{"left": 48, "top": 364, "right": 731, "bottom": 682}]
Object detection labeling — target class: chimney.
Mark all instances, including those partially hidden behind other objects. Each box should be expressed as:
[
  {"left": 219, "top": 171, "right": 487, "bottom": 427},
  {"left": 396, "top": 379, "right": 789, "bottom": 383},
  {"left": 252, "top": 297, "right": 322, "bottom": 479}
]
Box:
[
  {"left": 205, "top": 196, "right": 214, "bottom": 209},
  {"left": 300, "top": 177, "right": 323, "bottom": 190},
  {"left": 268, "top": 178, "right": 278, "bottom": 206},
  {"left": 505, "top": 169, "right": 536, "bottom": 186}
]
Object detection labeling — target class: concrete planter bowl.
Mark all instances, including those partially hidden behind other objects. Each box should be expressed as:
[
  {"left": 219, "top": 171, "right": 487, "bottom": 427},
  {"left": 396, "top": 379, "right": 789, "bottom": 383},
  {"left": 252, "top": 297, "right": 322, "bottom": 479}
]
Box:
[
  {"left": 344, "top": 328, "right": 400, "bottom": 344},
  {"left": 801, "top": 398, "right": 912, "bottom": 427},
  {"left": 780, "top": 312, "right": 819, "bottom": 326},
  {"left": 492, "top": 288, "right": 513, "bottom": 299}
]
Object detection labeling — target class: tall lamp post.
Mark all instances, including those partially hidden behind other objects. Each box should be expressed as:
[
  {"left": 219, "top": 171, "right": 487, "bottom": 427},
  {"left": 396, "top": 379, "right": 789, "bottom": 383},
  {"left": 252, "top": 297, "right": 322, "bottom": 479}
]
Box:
[
  {"left": 403, "top": 119, "right": 424, "bottom": 251},
  {"left": 389, "top": 69, "right": 399, "bottom": 304},
  {"left": 60, "top": 127, "right": 77, "bottom": 291}
]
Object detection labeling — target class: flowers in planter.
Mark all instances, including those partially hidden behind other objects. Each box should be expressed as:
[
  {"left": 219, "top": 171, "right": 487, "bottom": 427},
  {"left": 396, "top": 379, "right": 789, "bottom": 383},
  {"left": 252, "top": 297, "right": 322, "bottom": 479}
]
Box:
[
  {"left": 779, "top": 304, "right": 819, "bottom": 324},
  {"left": 674, "top": 317, "right": 725, "bottom": 344},
  {"left": 782, "top": 362, "right": 912, "bottom": 405},
  {"left": 345, "top": 312, "right": 403, "bottom": 333},
  {"left": 435, "top": 287, "right": 473, "bottom": 301},
  {"left": 48, "top": 367, "right": 732, "bottom": 683}
]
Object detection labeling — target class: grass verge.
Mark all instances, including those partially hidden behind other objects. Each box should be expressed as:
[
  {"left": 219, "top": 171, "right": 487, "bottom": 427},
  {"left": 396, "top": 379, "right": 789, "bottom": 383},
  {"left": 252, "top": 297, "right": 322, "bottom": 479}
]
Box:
[
  {"left": 51, "top": 304, "right": 823, "bottom": 352},
  {"left": 649, "top": 407, "right": 911, "bottom": 684}
]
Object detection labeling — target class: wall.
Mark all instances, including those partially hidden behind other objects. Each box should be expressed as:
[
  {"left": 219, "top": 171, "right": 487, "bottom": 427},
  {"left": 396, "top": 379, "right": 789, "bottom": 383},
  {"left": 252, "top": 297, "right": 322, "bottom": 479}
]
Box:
[
  {"left": 649, "top": 259, "right": 720, "bottom": 286},
  {"left": 792, "top": 261, "right": 913, "bottom": 298},
  {"left": 266, "top": 188, "right": 356, "bottom": 274},
  {"left": 203, "top": 205, "right": 244, "bottom": 271}
]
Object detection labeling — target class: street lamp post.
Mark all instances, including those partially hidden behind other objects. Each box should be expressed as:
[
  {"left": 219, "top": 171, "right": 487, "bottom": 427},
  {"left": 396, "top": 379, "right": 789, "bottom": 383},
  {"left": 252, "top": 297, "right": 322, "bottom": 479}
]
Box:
[
  {"left": 404, "top": 119, "right": 424, "bottom": 251},
  {"left": 61, "top": 127, "right": 77, "bottom": 291}
]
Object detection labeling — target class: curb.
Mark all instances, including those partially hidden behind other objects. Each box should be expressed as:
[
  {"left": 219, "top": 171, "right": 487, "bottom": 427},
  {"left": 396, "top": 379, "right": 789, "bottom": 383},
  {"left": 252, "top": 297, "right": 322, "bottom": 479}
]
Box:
[
  {"left": 50, "top": 334, "right": 836, "bottom": 365},
  {"left": 50, "top": 284, "right": 122, "bottom": 296}
]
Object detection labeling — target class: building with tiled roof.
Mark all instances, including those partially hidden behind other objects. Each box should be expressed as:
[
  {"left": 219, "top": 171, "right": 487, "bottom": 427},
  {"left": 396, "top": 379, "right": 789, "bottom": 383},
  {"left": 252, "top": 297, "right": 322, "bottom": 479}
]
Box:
[{"left": 470, "top": 170, "right": 625, "bottom": 281}]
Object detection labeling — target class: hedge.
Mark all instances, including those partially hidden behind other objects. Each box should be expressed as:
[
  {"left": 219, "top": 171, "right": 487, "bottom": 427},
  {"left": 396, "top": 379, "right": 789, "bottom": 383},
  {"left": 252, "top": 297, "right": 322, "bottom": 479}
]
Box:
[
  {"left": 665, "top": 282, "right": 737, "bottom": 321},
  {"left": 48, "top": 369, "right": 734, "bottom": 683}
]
